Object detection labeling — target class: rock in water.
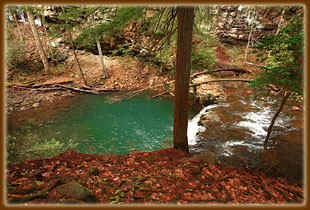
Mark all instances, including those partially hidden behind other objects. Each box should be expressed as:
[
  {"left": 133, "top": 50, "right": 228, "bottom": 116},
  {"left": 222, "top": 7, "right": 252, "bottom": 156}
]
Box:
[
  {"left": 199, "top": 112, "right": 221, "bottom": 126},
  {"left": 55, "top": 181, "right": 97, "bottom": 203}
]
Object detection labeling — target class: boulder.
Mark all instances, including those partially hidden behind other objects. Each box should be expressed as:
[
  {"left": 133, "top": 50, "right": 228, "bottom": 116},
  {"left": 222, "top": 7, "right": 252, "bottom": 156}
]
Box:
[
  {"left": 198, "top": 111, "right": 221, "bottom": 126},
  {"left": 55, "top": 181, "right": 97, "bottom": 203},
  {"left": 192, "top": 75, "right": 225, "bottom": 106}
]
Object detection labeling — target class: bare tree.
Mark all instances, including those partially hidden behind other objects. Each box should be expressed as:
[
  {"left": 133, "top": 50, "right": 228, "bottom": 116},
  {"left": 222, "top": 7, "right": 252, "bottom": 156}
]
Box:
[
  {"left": 96, "top": 37, "right": 109, "bottom": 78},
  {"left": 27, "top": 10, "right": 50, "bottom": 74},
  {"left": 68, "top": 31, "right": 88, "bottom": 86},
  {"left": 9, "top": 8, "right": 24, "bottom": 42}
]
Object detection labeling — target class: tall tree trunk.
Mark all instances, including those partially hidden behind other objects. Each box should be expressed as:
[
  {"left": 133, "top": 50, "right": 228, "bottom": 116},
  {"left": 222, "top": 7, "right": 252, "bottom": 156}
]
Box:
[
  {"left": 68, "top": 31, "right": 88, "bottom": 86},
  {"left": 27, "top": 11, "right": 50, "bottom": 74},
  {"left": 41, "top": 13, "right": 55, "bottom": 65},
  {"left": 96, "top": 37, "right": 108, "bottom": 78},
  {"left": 244, "top": 25, "right": 253, "bottom": 62},
  {"left": 9, "top": 8, "right": 24, "bottom": 42},
  {"left": 173, "top": 7, "right": 194, "bottom": 153},
  {"left": 257, "top": 91, "right": 291, "bottom": 170}
]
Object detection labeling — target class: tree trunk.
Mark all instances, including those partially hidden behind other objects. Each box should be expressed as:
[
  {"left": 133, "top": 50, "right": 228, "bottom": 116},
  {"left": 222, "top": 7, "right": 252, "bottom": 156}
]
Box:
[
  {"left": 9, "top": 8, "right": 24, "bottom": 42},
  {"left": 173, "top": 7, "right": 195, "bottom": 153},
  {"left": 68, "top": 31, "right": 88, "bottom": 86},
  {"left": 258, "top": 91, "right": 291, "bottom": 170},
  {"left": 41, "top": 13, "right": 55, "bottom": 65},
  {"left": 244, "top": 24, "right": 253, "bottom": 62},
  {"left": 96, "top": 38, "right": 109, "bottom": 78},
  {"left": 27, "top": 11, "right": 50, "bottom": 74}
]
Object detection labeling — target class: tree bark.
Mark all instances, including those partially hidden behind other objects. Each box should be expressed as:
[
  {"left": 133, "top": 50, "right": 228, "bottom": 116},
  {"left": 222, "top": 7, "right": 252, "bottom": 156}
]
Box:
[
  {"left": 27, "top": 11, "right": 50, "bottom": 74},
  {"left": 173, "top": 7, "right": 194, "bottom": 153},
  {"left": 96, "top": 38, "right": 109, "bottom": 78},
  {"left": 257, "top": 91, "right": 291, "bottom": 170}
]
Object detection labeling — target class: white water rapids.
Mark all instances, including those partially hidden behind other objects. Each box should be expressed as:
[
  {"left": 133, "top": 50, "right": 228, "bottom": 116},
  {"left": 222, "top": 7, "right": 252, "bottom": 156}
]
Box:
[{"left": 187, "top": 100, "right": 293, "bottom": 157}]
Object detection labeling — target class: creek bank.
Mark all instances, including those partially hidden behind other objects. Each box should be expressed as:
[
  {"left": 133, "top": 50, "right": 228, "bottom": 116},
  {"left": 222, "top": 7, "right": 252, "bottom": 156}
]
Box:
[{"left": 6, "top": 148, "right": 304, "bottom": 204}]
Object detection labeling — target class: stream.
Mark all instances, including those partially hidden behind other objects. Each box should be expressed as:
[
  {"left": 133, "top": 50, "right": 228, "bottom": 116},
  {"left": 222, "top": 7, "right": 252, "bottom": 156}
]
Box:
[
  {"left": 7, "top": 84, "right": 304, "bottom": 184},
  {"left": 188, "top": 84, "right": 304, "bottom": 184}
]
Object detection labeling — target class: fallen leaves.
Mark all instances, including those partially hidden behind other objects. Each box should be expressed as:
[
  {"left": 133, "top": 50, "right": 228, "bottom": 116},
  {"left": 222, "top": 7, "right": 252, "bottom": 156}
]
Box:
[
  {"left": 41, "top": 172, "right": 52, "bottom": 178},
  {"left": 6, "top": 148, "right": 304, "bottom": 205}
]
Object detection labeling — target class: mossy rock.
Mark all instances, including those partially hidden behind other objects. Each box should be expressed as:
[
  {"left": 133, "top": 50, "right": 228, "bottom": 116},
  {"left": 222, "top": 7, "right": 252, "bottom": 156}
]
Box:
[{"left": 55, "top": 181, "right": 97, "bottom": 203}]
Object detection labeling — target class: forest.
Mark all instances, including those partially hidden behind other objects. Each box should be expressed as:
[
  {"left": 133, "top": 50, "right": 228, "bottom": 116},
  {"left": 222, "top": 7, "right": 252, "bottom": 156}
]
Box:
[{"left": 5, "top": 5, "right": 304, "bottom": 205}]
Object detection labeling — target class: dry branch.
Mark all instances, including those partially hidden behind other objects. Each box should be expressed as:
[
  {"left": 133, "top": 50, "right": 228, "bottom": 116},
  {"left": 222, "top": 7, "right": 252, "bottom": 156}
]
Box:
[
  {"left": 12, "top": 86, "right": 66, "bottom": 92},
  {"left": 54, "top": 84, "right": 100, "bottom": 94},
  {"left": 54, "top": 84, "right": 120, "bottom": 94}
]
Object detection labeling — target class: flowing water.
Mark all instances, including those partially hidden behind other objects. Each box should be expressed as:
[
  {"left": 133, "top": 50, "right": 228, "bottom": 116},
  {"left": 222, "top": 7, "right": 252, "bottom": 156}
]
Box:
[
  {"left": 7, "top": 85, "right": 304, "bottom": 183},
  {"left": 188, "top": 84, "right": 304, "bottom": 184}
]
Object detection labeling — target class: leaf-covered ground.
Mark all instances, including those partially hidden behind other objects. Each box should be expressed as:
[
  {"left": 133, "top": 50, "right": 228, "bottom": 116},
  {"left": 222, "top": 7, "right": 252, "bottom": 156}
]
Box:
[{"left": 6, "top": 148, "right": 304, "bottom": 205}]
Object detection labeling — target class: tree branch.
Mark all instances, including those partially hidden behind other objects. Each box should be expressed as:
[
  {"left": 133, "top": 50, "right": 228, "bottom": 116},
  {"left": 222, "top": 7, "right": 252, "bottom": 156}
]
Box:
[{"left": 152, "top": 79, "right": 252, "bottom": 98}]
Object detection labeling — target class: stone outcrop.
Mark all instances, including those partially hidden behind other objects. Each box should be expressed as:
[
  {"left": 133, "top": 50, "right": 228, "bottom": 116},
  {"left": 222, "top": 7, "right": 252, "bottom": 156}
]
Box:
[
  {"left": 191, "top": 75, "right": 226, "bottom": 106},
  {"left": 206, "top": 5, "right": 303, "bottom": 45}
]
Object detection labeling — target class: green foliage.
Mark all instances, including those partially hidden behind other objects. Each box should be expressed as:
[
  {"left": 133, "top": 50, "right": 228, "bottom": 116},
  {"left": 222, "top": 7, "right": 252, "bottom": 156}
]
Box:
[
  {"left": 250, "top": 14, "right": 304, "bottom": 104},
  {"left": 194, "top": 6, "right": 217, "bottom": 34},
  {"left": 191, "top": 7, "right": 217, "bottom": 72},
  {"left": 35, "top": 181, "right": 44, "bottom": 185},
  {"left": 6, "top": 125, "right": 77, "bottom": 163},
  {"left": 191, "top": 39, "right": 217, "bottom": 71},
  {"left": 5, "top": 18, "right": 27, "bottom": 70},
  {"left": 75, "top": 6, "right": 144, "bottom": 48},
  {"left": 31, "top": 138, "right": 67, "bottom": 156}
]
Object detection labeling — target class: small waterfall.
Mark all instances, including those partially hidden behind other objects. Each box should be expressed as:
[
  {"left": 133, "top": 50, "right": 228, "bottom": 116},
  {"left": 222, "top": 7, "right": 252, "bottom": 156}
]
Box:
[{"left": 187, "top": 104, "right": 218, "bottom": 145}]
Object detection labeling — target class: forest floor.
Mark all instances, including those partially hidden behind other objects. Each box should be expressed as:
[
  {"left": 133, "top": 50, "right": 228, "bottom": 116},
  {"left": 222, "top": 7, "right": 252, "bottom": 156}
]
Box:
[{"left": 6, "top": 148, "right": 304, "bottom": 205}]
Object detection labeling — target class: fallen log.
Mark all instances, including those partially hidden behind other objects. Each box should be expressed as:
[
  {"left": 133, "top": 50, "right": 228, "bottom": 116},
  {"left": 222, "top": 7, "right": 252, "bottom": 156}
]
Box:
[
  {"left": 152, "top": 79, "right": 252, "bottom": 98},
  {"left": 191, "top": 68, "right": 251, "bottom": 78},
  {"left": 54, "top": 84, "right": 100, "bottom": 94},
  {"left": 6, "top": 79, "right": 75, "bottom": 88},
  {"left": 54, "top": 84, "right": 120, "bottom": 94},
  {"left": 190, "top": 79, "right": 252, "bottom": 88},
  {"left": 32, "top": 79, "right": 74, "bottom": 87},
  {"left": 12, "top": 86, "right": 66, "bottom": 92}
]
